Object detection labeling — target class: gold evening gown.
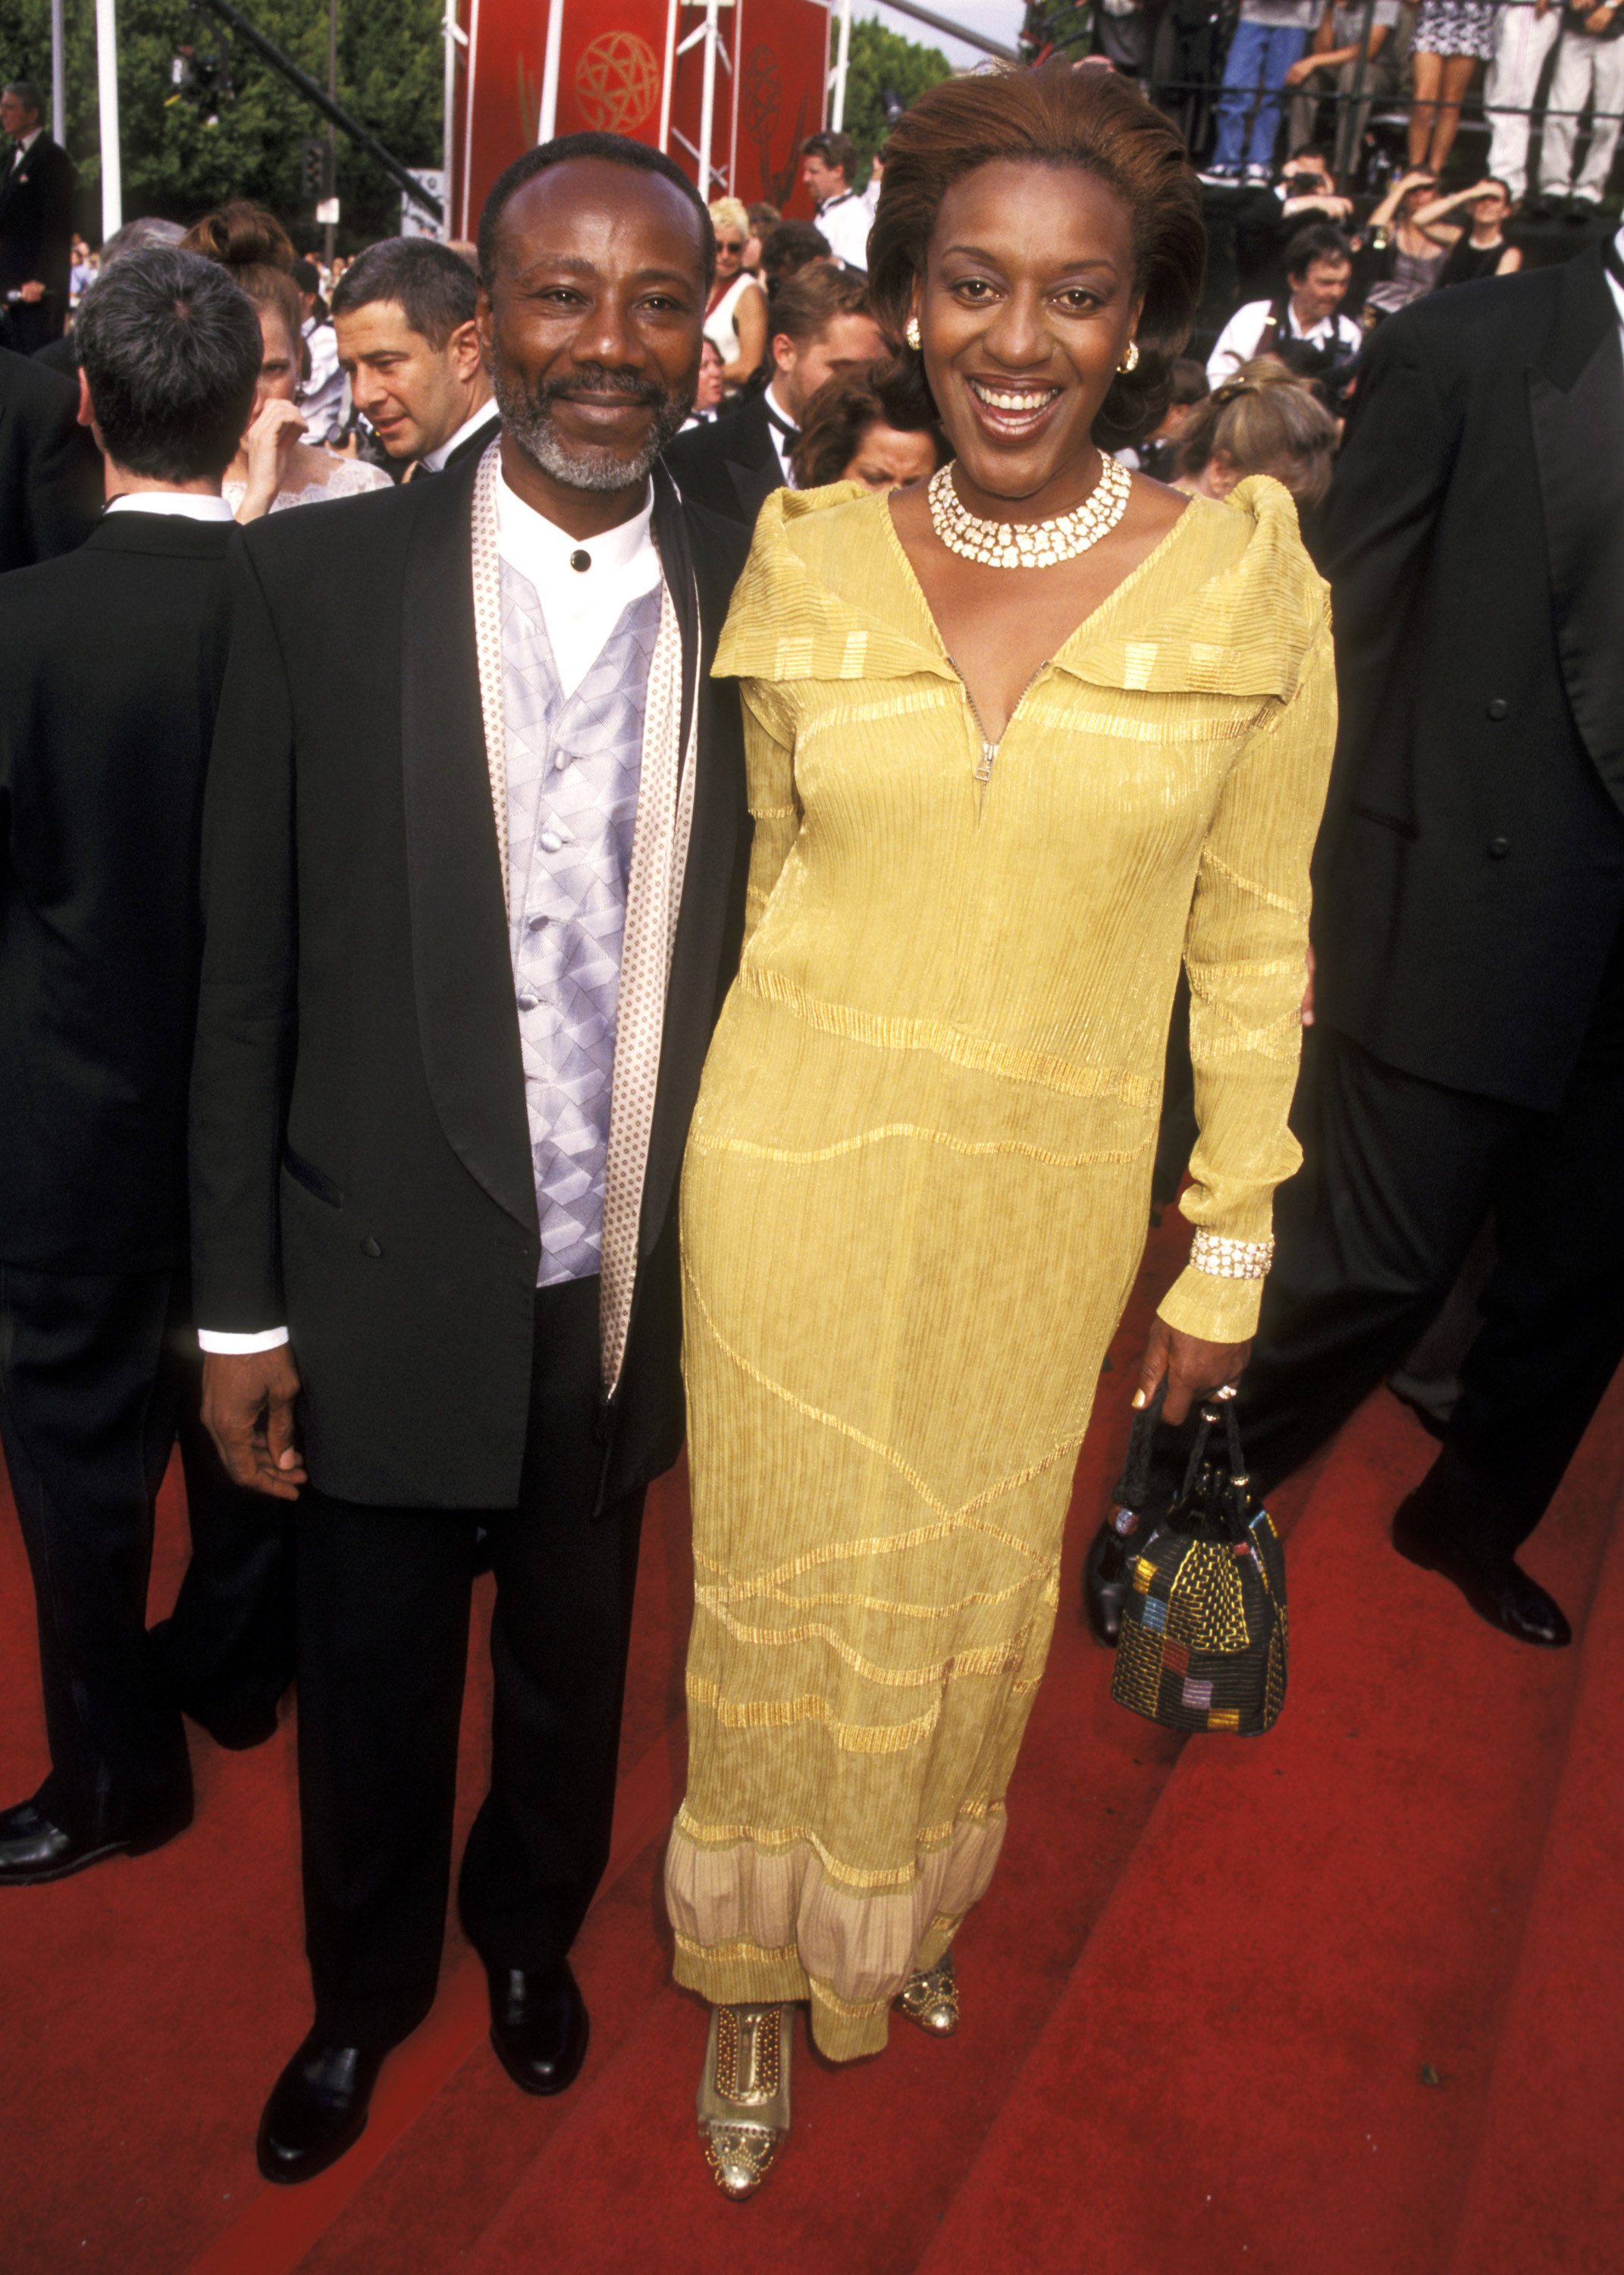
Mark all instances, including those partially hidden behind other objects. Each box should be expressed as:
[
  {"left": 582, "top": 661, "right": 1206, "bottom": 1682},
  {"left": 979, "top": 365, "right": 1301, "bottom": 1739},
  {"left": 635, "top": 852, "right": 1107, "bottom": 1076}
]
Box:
[{"left": 665, "top": 475, "right": 1336, "bottom": 2059}]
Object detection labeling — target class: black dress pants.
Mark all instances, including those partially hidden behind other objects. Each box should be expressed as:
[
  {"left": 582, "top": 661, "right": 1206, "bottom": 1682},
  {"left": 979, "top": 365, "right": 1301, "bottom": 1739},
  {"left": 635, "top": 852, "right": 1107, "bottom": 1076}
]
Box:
[
  {"left": 1237, "top": 918, "right": 1624, "bottom": 1563},
  {"left": 294, "top": 1275, "right": 647, "bottom": 2051},
  {"left": 0, "top": 1263, "right": 294, "bottom": 1844}
]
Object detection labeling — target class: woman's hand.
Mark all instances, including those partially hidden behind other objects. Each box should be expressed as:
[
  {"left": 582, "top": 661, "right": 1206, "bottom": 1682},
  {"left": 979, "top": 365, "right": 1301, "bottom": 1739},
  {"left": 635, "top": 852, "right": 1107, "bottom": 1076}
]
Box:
[
  {"left": 1133, "top": 1315, "right": 1252, "bottom": 1426},
  {"left": 236, "top": 397, "right": 306, "bottom": 522}
]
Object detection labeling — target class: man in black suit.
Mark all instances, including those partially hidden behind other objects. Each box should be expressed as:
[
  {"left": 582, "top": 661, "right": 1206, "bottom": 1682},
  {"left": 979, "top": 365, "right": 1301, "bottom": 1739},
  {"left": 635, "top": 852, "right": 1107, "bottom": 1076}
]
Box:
[
  {"left": 0, "top": 342, "right": 99, "bottom": 569},
  {"left": 0, "top": 248, "right": 295, "bottom": 1889},
  {"left": 193, "top": 131, "right": 751, "bottom": 2183},
  {"left": 1219, "top": 231, "right": 1624, "bottom": 1646},
  {"left": 0, "top": 80, "right": 75, "bottom": 356},
  {"left": 331, "top": 236, "right": 498, "bottom": 479},
  {"left": 664, "top": 259, "right": 881, "bottom": 526}
]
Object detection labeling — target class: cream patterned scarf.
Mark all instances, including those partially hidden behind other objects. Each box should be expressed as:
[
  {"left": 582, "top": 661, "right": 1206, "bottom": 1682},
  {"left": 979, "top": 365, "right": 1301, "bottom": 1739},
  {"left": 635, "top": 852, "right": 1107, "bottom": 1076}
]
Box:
[{"left": 471, "top": 439, "right": 698, "bottom": 1398}]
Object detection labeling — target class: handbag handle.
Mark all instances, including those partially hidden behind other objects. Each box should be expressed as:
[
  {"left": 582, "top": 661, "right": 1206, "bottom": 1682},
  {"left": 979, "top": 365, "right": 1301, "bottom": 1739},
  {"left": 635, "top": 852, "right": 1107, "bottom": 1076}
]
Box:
[
  {"left": 1174, "top": 1392, "right": 1252, "bottom": 1542},
  {"left": 1115, "top": 1379, "right": 1252, "bottom": 1539}
]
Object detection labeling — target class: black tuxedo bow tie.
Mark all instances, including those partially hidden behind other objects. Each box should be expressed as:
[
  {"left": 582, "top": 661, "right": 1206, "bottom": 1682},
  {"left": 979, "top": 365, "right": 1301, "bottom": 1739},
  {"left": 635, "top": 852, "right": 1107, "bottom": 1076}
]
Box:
[{"left": 761, "top": 399, "right": 799, "bottom": 446}]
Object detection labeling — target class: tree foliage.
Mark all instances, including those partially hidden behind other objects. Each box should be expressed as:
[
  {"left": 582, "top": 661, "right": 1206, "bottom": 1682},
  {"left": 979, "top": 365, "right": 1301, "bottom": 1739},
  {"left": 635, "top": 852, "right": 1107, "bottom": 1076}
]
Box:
[
  {"left": 0, "top": 0, "right": 444, "bottom": 249},
  {"left": 835, "top": 15, "right": 952, "bottom": 181}
]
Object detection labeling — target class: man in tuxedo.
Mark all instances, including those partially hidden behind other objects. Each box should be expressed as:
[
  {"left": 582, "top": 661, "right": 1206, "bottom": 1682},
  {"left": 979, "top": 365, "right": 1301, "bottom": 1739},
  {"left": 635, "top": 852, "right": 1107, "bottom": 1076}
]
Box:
[
  {"left": 193, "top": 130, "right": 751, "bottom": 2183},
  {"left": 1219, "top": 231, "right": 1624, "bottom": 1647},
  {"left": 0, "top": 342, "right": 99, "bottom": 568},
  {"left": 0, "top": 248, "right": 295, "bottom": 1888},
  {"left": 664, "top": 260, "right": 881, "bottom": 526},
  {"left": 331, "top": 235, "right": 497, "bottom": 479},
  {"left": 800, "top": 129, "right": 871, "bottom": 271},
  {"left": 1, "top": 81, "right": 75, "bottom": 355}
]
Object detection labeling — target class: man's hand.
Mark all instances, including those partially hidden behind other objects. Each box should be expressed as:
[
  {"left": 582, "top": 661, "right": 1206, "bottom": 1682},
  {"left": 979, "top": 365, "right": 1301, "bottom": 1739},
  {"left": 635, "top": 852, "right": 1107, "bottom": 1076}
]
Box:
[
  {"left": 1283, "top": 55, "right": 1318, "bottom": 84},
  {"left": 202, "top": 1348, "right": 308, "bottom": 1499},
  {"left": 18, "top": 280, "right": 45, "bottom": 303},
  {"left": 1133, "top": 1316, "right": 1252, "bottom": 1426}
]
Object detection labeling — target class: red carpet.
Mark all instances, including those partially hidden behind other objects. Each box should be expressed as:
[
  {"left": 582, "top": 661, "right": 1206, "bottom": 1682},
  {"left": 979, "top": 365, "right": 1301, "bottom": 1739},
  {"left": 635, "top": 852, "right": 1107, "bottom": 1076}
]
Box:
[{"left": 2, "top": 1208, "right": 1618, "bottom": 2273}]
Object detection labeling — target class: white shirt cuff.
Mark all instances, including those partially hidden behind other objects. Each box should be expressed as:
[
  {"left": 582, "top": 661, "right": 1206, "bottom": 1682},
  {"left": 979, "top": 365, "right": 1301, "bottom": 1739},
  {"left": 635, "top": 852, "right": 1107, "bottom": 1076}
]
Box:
[{"left": 197, "top": 1326, "right": 291, "bottom": 1354}]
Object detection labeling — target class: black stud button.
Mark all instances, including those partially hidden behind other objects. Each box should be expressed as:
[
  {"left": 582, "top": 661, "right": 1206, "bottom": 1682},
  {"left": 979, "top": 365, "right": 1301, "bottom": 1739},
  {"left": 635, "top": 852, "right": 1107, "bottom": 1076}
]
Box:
[
  {"left": 1485, "top": 697, "right": 1509, "bottom": 721},
  {"left": 361, "top": 1236, "right": 383, "bottom": 1257},
  {"left": 1488, "top": 836, "right": 1510, "bottom": 859},
  {"left": 569, "top": 548, "right": 591, "bottom": 573}
]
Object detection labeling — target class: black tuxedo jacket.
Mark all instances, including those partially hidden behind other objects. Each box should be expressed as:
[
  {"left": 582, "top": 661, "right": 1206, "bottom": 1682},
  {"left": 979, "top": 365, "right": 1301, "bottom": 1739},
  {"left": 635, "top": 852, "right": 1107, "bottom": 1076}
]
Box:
[
  {"left": 663, "top": 392, "right": 787, "bottom": 528},
  {"left": 0, "top": 135, "right": 75, "bottom": 316},
  {"left": 190, "top": 453, "right": 751, "bottom": 1510},
  {"left": 0, "top": 513, "right": 235, "bottom": 1270},
  {"left": 1309, "top": 240, "right": 1624, "bottom": 1109},
  {"left": 0, "top": 345, "right": 101, "bottom": 570}
]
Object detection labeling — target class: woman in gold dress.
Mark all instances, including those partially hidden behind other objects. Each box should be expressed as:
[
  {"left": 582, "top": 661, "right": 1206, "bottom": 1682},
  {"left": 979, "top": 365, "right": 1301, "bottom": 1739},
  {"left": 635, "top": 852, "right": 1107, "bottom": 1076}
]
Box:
[{"left": 665, "top": 65, "right": 1337, "bottom": 2195}]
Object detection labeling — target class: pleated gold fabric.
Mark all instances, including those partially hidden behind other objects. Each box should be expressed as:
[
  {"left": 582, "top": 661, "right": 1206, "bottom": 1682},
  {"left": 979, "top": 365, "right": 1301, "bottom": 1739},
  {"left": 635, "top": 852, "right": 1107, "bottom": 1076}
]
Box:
[{"left": 665, "top": 476, "right": 1335, "bottom": 2059}]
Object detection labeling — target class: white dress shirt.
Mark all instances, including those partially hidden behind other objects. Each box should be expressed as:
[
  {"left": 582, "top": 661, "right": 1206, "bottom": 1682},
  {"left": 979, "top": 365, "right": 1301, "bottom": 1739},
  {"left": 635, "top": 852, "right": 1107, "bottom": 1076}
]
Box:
[
  {"left": 1206, "top": 297, "right": 1363, "bottom": 388},
  {"left": 421, "top": 396, "right": 500, "bottom": 473},
  {"left": 495, "top": 467, "right": 659, "bottom": 702},
  {"left": 761, "top": 381, "right": 799, "bottom": 487},
  {"left": 815, "top": 187, "right": 872, "bottom": 273},
  {"left": 8, "top": 125, "right": 41, "bottom": 171},
  {"left": 197, "top": 470, "right": 660, "bottom": 1354},
  {"left": 105, "top": 491, "right": 235, "bottom": 522}
]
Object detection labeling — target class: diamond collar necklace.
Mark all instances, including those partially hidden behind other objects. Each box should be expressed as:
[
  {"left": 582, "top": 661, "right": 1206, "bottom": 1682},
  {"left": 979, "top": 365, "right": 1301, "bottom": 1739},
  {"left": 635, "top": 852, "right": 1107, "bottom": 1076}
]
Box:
[{"left": 928, "top": 453, "right": 1132, "bottom": 569}]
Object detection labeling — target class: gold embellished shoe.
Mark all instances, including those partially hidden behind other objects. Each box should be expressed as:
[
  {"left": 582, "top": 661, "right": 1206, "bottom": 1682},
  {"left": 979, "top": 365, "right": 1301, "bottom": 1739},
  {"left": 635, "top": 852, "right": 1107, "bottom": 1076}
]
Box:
[
  {"left": 896, "top": 1947, "right": 959, "bottom": 2037},
  {"left": 696, "top": 2001, "right": 792, "bottom": 2199}
]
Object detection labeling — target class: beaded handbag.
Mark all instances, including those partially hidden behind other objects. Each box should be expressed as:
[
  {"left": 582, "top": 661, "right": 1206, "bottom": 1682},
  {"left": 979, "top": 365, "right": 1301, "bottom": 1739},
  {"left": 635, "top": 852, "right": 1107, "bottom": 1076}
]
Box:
[{"left": 1108, "top": 1383, "right": 1287, "bottom": 1737}]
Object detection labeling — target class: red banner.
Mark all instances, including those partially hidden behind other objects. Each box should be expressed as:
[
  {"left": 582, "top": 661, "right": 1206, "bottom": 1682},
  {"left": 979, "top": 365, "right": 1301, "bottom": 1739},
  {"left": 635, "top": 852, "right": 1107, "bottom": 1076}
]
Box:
[{"left": 454, "top": 0, "right": 829, "bottom": 240}]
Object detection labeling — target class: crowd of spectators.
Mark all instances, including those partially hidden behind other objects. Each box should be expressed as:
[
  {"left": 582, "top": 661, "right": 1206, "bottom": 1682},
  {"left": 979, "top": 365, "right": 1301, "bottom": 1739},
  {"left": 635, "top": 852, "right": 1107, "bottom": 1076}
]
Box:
[{"left": 6, "top": 17, "right": 1618, "bottom": 539}]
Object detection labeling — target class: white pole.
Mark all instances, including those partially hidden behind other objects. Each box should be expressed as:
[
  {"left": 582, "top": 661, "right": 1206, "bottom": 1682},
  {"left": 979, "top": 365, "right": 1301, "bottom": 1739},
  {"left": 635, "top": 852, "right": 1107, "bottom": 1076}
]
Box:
[
  {"left": 442, "top": 0, "right": 456, "bottom": 238},
  {"left": 50, "top": 0, "right": 66, "bottom": 147},
  {"left": 697, "top": 0, "right": 719, "bottom": 194},
  {"left": 95, "top": 0, "right": 121, "bottom": 240},
  {"left": 658, "top": 0, "right": 677, "bottom": 155},
  {"left": 538, "top": 0, "right": 564, "bottom": 142},
  {"left": 460, "top": 0, "right": 481, "bottom": 240},
  {"left": 831, "top": 0, "right": 853, "bottom": 133}
]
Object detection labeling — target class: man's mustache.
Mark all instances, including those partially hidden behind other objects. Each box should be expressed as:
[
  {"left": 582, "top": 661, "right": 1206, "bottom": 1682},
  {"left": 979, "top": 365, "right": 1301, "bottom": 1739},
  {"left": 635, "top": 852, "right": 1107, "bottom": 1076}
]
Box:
[{"left": 529, "top": 363, "right": 668, "bottom": 410}]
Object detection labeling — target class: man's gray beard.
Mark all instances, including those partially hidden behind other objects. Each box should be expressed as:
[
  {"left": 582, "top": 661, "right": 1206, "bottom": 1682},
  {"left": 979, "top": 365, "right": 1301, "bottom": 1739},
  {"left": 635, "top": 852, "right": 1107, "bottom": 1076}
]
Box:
[{"left": 491, "top": 359, "right": 694, "bottom": 494}]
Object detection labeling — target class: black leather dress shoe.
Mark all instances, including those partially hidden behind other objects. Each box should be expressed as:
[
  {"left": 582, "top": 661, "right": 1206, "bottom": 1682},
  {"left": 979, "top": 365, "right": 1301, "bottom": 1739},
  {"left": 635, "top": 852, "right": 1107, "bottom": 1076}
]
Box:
[
  {"left": 1392, "top": 1495, "right": 1572, "bottom": 1649},
  {"left": 0, "top": 1794, "right": 190, "bottom": 1886},
  {"left": 1083, "top": 1511, "right": 1145, "bottom": 1647},
  {"left": 256, "top": 2032, "right": 387, "bottom": 2184},
  {"left": 487, "top": 1960, "right": 589, "bottom": 2096}
]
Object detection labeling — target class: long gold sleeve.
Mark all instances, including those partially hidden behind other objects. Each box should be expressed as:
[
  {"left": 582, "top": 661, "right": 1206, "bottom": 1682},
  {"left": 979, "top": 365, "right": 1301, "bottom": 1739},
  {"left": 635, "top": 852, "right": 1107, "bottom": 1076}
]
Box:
[
  {"left": 1156, "top": 616, "right": 1337, "bottom": 1344},
  {"left": 738, "top": 679, "right": 801, "bottom": 956}
]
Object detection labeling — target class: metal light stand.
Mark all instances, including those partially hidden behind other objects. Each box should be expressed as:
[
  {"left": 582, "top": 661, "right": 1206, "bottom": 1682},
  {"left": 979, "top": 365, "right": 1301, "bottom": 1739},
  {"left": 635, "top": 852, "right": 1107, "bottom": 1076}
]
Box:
[{"left": 671, "top": 0, "right": 734, "bottom": 198}]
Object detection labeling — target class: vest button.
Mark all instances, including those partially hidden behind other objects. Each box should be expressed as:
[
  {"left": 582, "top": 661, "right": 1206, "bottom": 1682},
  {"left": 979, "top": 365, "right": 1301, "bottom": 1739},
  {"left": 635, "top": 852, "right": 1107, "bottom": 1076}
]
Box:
[
  {"left": 1488, "top": 836, "right": 1510, "bottom": 859},
  {"left": 361, "top": 1236, "right": 383, "bottom": 1257},
  {"left": 1485, "top": 697, "right": 1509, "bottom": 721}
]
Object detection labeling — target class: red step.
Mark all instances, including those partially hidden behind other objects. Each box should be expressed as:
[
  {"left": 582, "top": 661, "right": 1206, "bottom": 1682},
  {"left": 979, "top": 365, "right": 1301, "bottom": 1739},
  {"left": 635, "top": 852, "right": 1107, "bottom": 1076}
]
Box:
[
  {"left": 1444, "top": 1469, "right": 1624, "bottom": 2275},
  {"left": 914, "top": 1380, "right": 1624, "bottom": 2275}
]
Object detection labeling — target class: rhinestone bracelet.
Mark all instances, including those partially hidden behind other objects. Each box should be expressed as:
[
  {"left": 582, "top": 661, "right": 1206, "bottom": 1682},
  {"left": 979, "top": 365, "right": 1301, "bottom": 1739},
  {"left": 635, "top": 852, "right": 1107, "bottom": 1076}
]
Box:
[{"left": 1190, "top": 1230, "right": 1275, "bottom": 1281}]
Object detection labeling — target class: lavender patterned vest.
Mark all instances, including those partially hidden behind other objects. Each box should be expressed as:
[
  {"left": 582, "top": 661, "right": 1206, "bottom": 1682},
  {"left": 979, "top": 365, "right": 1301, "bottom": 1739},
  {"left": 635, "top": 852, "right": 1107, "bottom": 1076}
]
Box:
[{"left": 501, "top": 557, "right": 661, "bottom": 1285}]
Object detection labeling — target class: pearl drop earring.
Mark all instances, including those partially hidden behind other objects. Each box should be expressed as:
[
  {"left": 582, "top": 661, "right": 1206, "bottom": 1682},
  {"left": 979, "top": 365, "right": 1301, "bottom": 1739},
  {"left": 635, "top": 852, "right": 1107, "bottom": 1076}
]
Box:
[{"left": 906, "top": 317, "right": 922, "bottom": 350}]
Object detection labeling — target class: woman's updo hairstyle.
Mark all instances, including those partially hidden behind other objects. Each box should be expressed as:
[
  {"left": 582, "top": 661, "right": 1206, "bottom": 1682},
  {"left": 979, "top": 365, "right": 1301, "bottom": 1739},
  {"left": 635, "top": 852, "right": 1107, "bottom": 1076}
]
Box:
[
  {"left": 1177, "top": 357, "right": 1337, "bottom": 507},
  {"left": 868, "top": 63, "right": 1205, "bottom": 451},
  {"left": 181, "top": 201, "right": 306, "bottom": 378}
]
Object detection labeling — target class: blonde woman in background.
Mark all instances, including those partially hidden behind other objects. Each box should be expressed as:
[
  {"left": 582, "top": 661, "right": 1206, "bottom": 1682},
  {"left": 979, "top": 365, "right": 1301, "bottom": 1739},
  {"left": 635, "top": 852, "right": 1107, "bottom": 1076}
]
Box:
[
  {"left": 181, "top": 205, "right": 389, "bottom": 522},
  {"left": 1172, "top": 358, "right": 1337, "bottom": 508},
  {"left": 704, "top": 198, "right": 769, "bottom": 395}
]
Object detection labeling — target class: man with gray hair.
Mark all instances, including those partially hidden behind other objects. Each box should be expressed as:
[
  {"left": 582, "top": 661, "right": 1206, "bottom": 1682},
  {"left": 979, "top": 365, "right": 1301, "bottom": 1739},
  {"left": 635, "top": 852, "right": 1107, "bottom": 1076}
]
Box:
[
  {"left": 0, "top": 78, "right": 75, "bottom": 353},
  {"left": 0, "top": 248, "right": 293, "bottom": 1892},
  {"left": 191, "top": 130, "right": 751, "bottom": 2183}
]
